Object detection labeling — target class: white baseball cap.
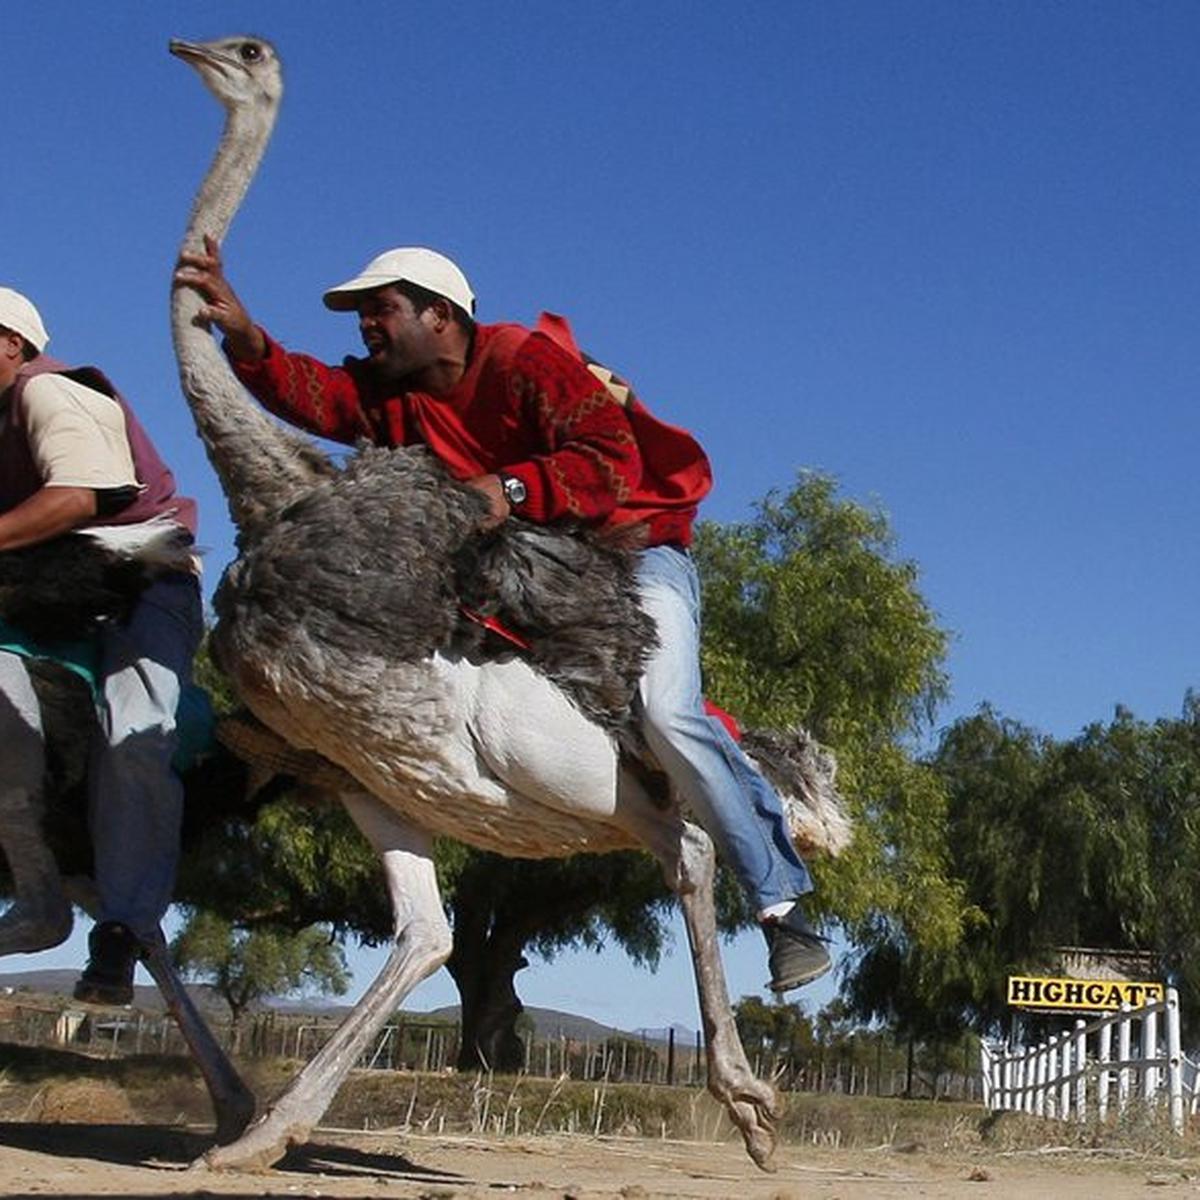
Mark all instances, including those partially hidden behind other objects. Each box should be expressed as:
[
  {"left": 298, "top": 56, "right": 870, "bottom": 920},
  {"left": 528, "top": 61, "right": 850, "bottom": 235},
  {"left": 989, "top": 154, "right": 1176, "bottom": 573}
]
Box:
[
  {"left": 0, "top": 287, "right": 49, "bottom": 353},
  {"left": 323, "top": 247, "right": 476, "bottom": 315}
]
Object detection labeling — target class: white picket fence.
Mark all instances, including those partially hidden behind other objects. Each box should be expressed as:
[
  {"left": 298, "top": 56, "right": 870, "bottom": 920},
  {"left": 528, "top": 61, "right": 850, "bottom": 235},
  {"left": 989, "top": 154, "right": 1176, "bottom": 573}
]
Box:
[{"left": 981, "top": 986, "right": 1195, "bottom": 1133}]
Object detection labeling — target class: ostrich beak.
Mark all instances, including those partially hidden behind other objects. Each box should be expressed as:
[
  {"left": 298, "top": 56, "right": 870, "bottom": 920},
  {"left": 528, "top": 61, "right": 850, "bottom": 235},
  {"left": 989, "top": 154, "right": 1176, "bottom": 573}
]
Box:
[{"left": 169, "top": 39, "right": 213, "bottom": 67}]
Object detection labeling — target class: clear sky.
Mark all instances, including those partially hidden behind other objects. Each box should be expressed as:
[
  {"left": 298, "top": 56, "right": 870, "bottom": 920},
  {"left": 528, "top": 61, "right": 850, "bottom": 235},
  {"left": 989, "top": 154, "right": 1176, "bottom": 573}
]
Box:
[{"left": 5, "top": 2, "right": 1200, "bottom": 1033}]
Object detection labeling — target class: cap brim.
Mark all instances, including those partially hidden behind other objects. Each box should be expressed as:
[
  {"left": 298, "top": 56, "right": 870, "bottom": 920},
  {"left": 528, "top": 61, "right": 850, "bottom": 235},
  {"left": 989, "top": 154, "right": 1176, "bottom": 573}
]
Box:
[{"left": 322, "top": 273, "right": 400, "bottom": 311}]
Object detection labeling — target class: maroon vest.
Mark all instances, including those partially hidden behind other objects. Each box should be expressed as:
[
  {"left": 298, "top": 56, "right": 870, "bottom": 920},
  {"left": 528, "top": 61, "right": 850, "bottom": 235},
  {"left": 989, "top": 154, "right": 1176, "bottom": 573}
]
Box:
[{"left": 0, "top": 356, "right": 197, "bottom": 537}]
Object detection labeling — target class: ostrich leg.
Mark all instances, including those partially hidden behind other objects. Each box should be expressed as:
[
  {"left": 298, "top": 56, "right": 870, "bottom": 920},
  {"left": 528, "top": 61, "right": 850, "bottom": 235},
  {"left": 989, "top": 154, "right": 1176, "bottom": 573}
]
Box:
[
  {"left": 202, "top": 790, "right": 452, "bottom": 1172},
  {"left": 611, "top": 784, "right": 778, "bottom": 1170},
  {"left": 139, "top": 927, "right": 256, "bottom": 1143},
  {"left": 0, "top": 783, "right": 71, "bottom": 954},
  {"left": 681, "top": 825, "right": 782, "bottom": 1171},
  {"left": 0, "top": 660, "right": 72, "bottom": 954},
  {"left": 675, "top": 823, "right": 779, "bottom": 1170},
  {"left": 0, "top": 657, "right": 253, "bottom": 1141}
]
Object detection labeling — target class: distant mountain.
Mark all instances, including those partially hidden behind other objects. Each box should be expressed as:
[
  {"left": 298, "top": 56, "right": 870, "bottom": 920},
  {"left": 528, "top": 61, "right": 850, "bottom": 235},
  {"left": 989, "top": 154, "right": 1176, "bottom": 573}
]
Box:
[
  {"left": 0, "top": 971, "right": 693, "bottom": 1046},
  {"left": 425, "top": 1004, "right": 634, "bottom": 1044},
  {"left": 0, "top": 968, "right": 224, "bottom": 1016}
]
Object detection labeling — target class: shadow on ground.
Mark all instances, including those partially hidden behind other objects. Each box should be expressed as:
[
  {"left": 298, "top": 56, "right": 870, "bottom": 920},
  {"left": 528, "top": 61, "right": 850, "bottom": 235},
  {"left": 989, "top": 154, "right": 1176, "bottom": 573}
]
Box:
[{"left": 0, "top": 1120, "right": 464, "bottom": 1187}]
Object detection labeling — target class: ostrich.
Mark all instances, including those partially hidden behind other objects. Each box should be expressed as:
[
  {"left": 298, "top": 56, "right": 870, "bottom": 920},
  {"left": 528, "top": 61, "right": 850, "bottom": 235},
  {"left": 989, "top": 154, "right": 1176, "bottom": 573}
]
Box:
[{"left": 169, "top": 34, "right": 849, "bottom": 1172}]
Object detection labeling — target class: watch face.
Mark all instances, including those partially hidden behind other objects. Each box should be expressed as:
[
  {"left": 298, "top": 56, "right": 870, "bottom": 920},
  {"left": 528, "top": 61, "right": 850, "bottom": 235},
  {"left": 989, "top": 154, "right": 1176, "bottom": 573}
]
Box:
[{"left": 503, "top": 475, "right": 527, "bottom": 506}]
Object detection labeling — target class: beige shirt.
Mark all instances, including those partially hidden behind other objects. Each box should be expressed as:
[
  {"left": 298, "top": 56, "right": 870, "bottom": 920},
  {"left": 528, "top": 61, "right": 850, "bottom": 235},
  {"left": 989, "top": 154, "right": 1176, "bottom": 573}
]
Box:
[{"left": 21, "top": 373, "right": 140, "bottom": 491}]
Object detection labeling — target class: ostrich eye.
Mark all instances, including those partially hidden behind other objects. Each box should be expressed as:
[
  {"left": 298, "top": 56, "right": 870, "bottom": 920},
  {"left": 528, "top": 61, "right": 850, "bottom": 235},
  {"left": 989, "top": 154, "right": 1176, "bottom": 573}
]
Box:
[{"left": 238, "top": 43, "right": 263, "bottom": 63}]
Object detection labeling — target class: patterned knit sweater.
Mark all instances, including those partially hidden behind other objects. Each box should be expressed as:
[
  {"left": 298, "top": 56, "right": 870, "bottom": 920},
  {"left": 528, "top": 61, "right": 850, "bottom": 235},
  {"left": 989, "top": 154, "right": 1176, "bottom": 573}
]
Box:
[{"left": 230, "top": 320, "right": 710, "bottom": 546}]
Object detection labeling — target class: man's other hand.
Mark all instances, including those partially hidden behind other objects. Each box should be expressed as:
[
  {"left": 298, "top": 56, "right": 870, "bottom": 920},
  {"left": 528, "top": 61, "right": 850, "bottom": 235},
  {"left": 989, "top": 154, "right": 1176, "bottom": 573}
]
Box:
[
  {"left": 464, "top": 474, "right": 511, "bottom": 530},
  {"left": 174, "top": 234, "right": 265, "bottom": 362}
]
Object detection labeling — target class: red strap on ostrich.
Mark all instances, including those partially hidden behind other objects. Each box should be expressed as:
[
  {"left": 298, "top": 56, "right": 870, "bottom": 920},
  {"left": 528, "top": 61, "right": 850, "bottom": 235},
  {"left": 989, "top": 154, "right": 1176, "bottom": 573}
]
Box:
[
  {"left": 704, "top": 699, "right": 743, "bottom": 742},
  {"left": 460, "top": 605, "right": 741, "bottom": 740},
  {"left": 459, "top": 605, "right": 533, "bottom": 651}
]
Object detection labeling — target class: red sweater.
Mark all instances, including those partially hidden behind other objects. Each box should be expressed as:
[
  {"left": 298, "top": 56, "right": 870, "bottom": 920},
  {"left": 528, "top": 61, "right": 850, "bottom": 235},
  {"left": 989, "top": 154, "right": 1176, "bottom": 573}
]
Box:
[{"left": 230, "top": 320, "right": 711, "bottom": 546}]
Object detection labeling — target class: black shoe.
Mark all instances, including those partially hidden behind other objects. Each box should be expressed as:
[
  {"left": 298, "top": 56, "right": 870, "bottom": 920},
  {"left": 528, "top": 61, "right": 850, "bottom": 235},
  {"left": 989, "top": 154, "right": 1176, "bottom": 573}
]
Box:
[
  {"left": 74, "top": 921, "right": 142, "bottom": 1006},
  {"left": 763, "top": 907, "right": 832, "bottom": 994}
]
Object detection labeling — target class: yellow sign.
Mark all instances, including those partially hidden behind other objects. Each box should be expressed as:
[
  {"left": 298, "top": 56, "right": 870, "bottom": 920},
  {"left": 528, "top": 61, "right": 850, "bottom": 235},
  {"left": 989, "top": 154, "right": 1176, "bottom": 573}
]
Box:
[{"left": 1007, "top": 975, "right": 1164, "bottom": 1011}]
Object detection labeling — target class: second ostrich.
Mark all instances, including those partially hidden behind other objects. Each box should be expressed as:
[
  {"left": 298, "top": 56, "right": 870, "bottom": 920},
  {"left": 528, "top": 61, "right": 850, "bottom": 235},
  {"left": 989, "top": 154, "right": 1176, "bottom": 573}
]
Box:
[{"left": 170, "top": 34, "right": 849, "bottom": 1172}]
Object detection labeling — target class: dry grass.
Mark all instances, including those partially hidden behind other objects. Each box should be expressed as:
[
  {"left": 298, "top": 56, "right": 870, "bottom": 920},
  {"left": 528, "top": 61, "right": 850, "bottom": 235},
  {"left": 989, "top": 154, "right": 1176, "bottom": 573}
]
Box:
[{"left": 1, "top": 1041, "right": 1197, "bottom": 1163}]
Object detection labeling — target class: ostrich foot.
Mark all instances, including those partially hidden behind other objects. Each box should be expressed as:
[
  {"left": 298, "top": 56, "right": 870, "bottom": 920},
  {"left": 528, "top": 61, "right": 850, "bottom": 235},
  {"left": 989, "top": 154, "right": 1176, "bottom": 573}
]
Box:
[
  {"left": 137, "top": 929, "right": 256, "bottom": 1147},
  {"left": 672, "top": 821, "right": 780, "bottom": 1171},
  {"left": 198, "top": 1109, "right": 306, "bottom": 1172},
  {"left": 710, "top": 1069, "right": 780, "bottom": 1170}
]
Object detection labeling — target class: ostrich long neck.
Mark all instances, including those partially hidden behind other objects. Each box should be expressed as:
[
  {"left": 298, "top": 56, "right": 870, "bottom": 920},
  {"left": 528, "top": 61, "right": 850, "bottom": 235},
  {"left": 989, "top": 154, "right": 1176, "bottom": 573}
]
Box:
[{"left": 172, "top": 100, "right": 333, "bottom": 542}]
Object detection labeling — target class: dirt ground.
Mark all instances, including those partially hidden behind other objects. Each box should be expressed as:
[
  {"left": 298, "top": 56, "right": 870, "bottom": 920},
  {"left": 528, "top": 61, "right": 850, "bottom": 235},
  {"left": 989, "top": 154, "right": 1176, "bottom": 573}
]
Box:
[{"left": 0, "top": 1121, "right": 1198, "bottom": 1199}]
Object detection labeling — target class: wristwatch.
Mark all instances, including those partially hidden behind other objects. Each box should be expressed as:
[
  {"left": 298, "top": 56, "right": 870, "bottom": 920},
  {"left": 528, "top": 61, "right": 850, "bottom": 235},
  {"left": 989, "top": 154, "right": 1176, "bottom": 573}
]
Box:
[{"left": 500, "top": 474, "right": 527, "bottom": 508}]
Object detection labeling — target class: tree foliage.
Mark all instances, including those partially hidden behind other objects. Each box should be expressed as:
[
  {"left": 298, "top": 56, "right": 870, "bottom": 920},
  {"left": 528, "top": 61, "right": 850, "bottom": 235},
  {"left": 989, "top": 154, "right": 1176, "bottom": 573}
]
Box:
[
  {"left": 733, "top": 994, "right": 815, "bottom": 1060},
  {"left": 694, "top": 472, "right": 948, "bottom": 742},
  {"left": 171, "top": 909, "right": 349, "bottom": 1041},
  {"left": 850, "top": 695, "right": 1200, "bottom": 1039},
  {"left": 695, "top": 473, "right": 966, "bottom": 956}
]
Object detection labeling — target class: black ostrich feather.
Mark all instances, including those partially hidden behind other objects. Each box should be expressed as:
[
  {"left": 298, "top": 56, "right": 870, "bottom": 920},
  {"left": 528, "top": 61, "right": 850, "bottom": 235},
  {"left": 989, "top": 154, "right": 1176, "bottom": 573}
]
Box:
[{"left": 0, "top": 527, "right": 192, "bottom": 644}]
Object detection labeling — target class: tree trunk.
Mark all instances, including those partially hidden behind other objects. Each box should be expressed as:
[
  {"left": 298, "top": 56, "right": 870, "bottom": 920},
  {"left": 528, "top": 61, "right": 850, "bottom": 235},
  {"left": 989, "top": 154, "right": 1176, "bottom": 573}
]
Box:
[
  {"left": 227, "top": 1003, "right": 247, "bottom": 1055},
  {"left": 446, "top": 896, "right": 528, "bottom": 1073}
]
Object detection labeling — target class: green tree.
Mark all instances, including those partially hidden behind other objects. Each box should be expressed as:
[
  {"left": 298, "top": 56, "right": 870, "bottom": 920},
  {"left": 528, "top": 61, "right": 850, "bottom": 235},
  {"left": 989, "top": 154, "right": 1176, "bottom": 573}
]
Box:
[
  {"left": 862, "top": 695, "right": 1200, "bottom": 1041},
  {"left": 695, "top": 474, "right": 967, "bottom": 954},
  {"left": 444, "top": 847, "right": 673, "bottom": 1071},
  {"left": 171, "top": 910, "right": 349, "bottom": 1047},
  {"left": 733, "top": 994, "right": 816, "bottom": 1078}
]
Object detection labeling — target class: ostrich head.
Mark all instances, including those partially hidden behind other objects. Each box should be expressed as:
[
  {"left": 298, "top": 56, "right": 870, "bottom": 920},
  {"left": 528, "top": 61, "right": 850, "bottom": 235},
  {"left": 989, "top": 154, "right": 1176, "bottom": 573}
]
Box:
[{"left": 169, "top": 35, "right": 283, "bottom": 113}]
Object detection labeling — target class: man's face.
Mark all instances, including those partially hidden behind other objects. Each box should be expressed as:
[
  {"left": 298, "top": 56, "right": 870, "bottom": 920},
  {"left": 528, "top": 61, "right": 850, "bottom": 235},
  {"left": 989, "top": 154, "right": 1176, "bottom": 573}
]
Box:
[
  {"left": 356, "top": 286, "right": 438, "bottom": 384},
  {"left": 0, "top": 329, "right": 26, "bottom": 394}
]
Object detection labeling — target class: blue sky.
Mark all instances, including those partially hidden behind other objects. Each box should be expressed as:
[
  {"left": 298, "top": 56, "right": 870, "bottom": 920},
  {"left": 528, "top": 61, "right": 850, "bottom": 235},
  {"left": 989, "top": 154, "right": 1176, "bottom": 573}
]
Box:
[{"left": 5, "top": 2, "right": 1200, "bottom": 1032}]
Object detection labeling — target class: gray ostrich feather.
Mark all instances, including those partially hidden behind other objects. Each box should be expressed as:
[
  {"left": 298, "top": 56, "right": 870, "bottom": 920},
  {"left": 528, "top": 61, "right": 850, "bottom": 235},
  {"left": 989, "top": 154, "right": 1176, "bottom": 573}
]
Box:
[
  {"left": 454, "top": 512, "right": 656, "bottom": 734},
  {"left": 214, "top": 444, "right": 654, "bottom": 733}
]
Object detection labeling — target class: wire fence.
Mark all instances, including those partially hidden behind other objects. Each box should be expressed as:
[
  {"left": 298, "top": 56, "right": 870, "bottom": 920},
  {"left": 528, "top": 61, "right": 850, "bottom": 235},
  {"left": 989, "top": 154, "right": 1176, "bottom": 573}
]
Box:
[{"left": 0, "top": 996, "right": 980, "bottom": 1099}]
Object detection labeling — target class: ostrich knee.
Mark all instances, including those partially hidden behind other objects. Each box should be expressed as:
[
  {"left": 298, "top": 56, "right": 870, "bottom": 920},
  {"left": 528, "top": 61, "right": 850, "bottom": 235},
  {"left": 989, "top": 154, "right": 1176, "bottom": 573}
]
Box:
[{"left": 341, "top": 789, "right": 452, "bottom": 957}]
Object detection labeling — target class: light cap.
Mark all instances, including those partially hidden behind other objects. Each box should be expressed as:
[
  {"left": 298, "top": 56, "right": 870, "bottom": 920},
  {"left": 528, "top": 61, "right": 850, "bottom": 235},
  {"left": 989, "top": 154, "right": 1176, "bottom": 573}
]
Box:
[
  {"left": 323, "top": 247, "right": 475, "bottom": 315},
  {"left": 0, "top": 287, "right": 49, "bottom": 353}
]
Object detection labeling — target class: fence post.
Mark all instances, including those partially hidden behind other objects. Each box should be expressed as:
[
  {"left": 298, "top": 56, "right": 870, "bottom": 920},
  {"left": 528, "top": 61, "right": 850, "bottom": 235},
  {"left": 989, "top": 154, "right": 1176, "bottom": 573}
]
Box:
[
  {"left": 1073, "top": 1018, "right": 1087, "bottom": 1123},
  {"left": 1117, "top": 1003, "right": 1131, "bottom": 1116},
  {"left": 1097, "top": 1019, "right": 1112, "bottom": 1123},
  {"left": 980, "top": 1042, "right": 993, "bottom": 1109},
  {"left": 1002, "top": 1046, "right": 1014, "bottom": 1113},
  {"left": 1142, "top": 1004, "right": 1159, "bottom": 1104},
  {"left": 1046, "top": 1034, "right": 1061, "bottom": 1119},
  {"left": 1059, "top": 1031, "right": 1072, "bottom": 1118},
  {"left": 1034, "top": 1043, "right": 1047, "bottom": 1118},
  {"left": 1166, "top": 987, "right": 1184, "bottom": 1134}
]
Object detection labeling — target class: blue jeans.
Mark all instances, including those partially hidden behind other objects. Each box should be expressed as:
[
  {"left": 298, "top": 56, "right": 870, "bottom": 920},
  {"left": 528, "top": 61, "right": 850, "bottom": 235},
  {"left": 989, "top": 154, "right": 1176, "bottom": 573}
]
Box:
[
  {"left": 635, "top": 545, "right": 812, "bottom": 911},
  {"left": 88, "top": 572, "right": 203, "bottom": 938}
]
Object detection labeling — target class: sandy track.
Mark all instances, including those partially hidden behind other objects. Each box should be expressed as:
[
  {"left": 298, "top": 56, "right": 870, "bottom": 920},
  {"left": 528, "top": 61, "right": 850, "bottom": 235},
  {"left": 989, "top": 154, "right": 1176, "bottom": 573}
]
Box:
[{"left": 0, "top": 1123, "right": 1195, "bottom": 1199}]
